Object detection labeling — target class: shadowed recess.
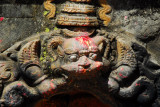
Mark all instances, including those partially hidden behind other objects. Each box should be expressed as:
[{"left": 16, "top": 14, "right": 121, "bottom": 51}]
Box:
[{"left": 35, "top": 93, "right": 112, "bottom": 107}]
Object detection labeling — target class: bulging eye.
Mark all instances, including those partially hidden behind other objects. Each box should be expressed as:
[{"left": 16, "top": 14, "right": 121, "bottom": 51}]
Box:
[
  {"left": 69, "top": 54, "right": 79, "bottom": 62},
  {"left": 89, "top": 53, "right": 97, "bottom": 60}
]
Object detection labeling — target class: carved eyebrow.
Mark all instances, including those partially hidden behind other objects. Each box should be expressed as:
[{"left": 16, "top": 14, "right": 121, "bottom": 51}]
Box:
[{"left": 64, "top": 48, "right": 78, "bottom": 54}]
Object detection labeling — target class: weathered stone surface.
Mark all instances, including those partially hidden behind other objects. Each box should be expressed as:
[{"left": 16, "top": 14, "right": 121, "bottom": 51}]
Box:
[
  {"left": 0, "top": 18, "right": 39, "bottom": 51},
  {"left": 107, "top": 0, "right": 160, "bottom": 41},
  {"left": 0, "top": 4, "right": 55, "bottom": 52},
  {"left": 0, "top": 4, "right": 33, "bottom": 18},
  {"left": 147, "top": 36, "right": 160, "bottom": 64},
  {"left": 111, "top": 9, "right": 160, "bottom": 41}
]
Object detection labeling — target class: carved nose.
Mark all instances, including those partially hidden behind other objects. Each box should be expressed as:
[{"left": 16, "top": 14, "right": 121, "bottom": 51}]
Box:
[{"left": 79, "top": 56, "right": 91, "bottom": 69}]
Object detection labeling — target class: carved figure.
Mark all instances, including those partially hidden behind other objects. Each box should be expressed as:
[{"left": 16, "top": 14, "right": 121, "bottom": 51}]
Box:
[{"left": 0, "top": 0, "right": 159, "bottom": 107}]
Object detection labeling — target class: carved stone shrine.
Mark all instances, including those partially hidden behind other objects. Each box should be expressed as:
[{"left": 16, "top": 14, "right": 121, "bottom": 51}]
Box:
[{"left": 0, "top": 0, "right": 160, "bottom": 107}]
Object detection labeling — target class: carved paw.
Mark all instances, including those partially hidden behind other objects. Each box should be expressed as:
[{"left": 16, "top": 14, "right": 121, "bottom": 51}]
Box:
[
  {"left": 110, "top": 65, "right": 133, "bottom": 82},
  {"left": 0, "top": 81, "right": 38, "bottom": 107},
  {"left": 36, "top": 78, "right": 66, "bottom": 98}
]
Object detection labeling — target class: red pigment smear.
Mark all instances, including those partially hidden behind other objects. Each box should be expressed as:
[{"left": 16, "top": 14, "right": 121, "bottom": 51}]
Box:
[
  {"left": 116, "top": 76, "right": 119, "bottom": 80},
  {"left": 42, "top": 83, "right": 55, "bottom": 98},
  {"left": 50, "top": 82, "right": 55, "bottom": 89},
  {"left": 75, "top": 36, "right": 90, "bottom": 46},
  {"left": 136, "top": 83, "right": 140, "bottom": 86},
  {"left": 119, "top": 73, "right": 127, "bottom": 78},
  {"left": 0, "top": 17, "right": 4, "bottom": 21},
  {"left": 124, "top": 16, "right": 128, "bottom": 20},
  {"left": 23, "top": 93, "right": 27, "bottom": 97},
  {"left": 85, "top": 17, "right": 89, "bottom": 19},
  {"left": 96, "top": 62, "right": 101, "bottom": 71},
  {"left": 0, "top": 40, "right": 2, "bottom": 43},
  {"left": 75, "top": 36, "right": 95, "bottom": 49},
  {"left": 121, "top": 67, "right": 124, "bottom": 71},
  {"left": 10, "top": 100, "right": 14, "bottom": 104},
  {"left": 81, "top": 69, "right": 87, "bottom": 73},
  {"left": 17, "top": 83, "right": 22, "bottom": 87},
  {"left": 10, "top": 95, "right": 13, "bottom": 99}
]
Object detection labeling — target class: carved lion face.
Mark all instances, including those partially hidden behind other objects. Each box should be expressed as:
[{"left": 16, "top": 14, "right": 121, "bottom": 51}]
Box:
[
  {"left": 42, "top": 35, "right": 110, "bottom": 79},
  {"left": 60, "top": 36, "right": 103, "bottom": 74}
]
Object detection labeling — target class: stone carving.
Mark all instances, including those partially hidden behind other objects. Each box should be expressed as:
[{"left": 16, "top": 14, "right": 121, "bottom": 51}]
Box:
[
  {"left": 0, "top": 55, "right": 19, "bottom": 94},
  {"left": 56, "top": 15, "right": 99, "bottom": 26},
  {"left": 62, "top": 28, "right": 95, "bottom": 37},
  {"left": 44, "top": 0, "right": 56, "bottom": 19},
  {"left": 98, "top": 0, "right": 112, "bottom": 26},
  {"left": 0, "top": 0, "right": 159, "bottom": 107},
  {"left": 61, "top": 2, "right": 95, "bottom": 13}
]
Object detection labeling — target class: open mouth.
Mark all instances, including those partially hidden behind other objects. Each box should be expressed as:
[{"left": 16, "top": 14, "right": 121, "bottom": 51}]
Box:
[
  {"left": 35, "top": 92, "right": 112, "bottom": 107},
  {"left": 77, "top": 67, "right": 88, "bottom": 73}
]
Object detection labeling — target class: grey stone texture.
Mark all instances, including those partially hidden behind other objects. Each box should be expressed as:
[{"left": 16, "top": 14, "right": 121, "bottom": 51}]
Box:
[
  {"left": 0, "top": 2, "right": 55, "bottom": 52},
  {"left": 107, "top": 0, "right": 160, "bottom": 40}
]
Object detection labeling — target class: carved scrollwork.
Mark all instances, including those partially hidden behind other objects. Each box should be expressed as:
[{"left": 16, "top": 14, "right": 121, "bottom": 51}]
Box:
[
  {"left": 18, "top": 40, "right": 41, "bottom": 72},
  {"left": 44, "top": 0, "right": 56, "bottom": 19},
  {"left": 98, "top": 0, "right": 112, "bottom": 26}
]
